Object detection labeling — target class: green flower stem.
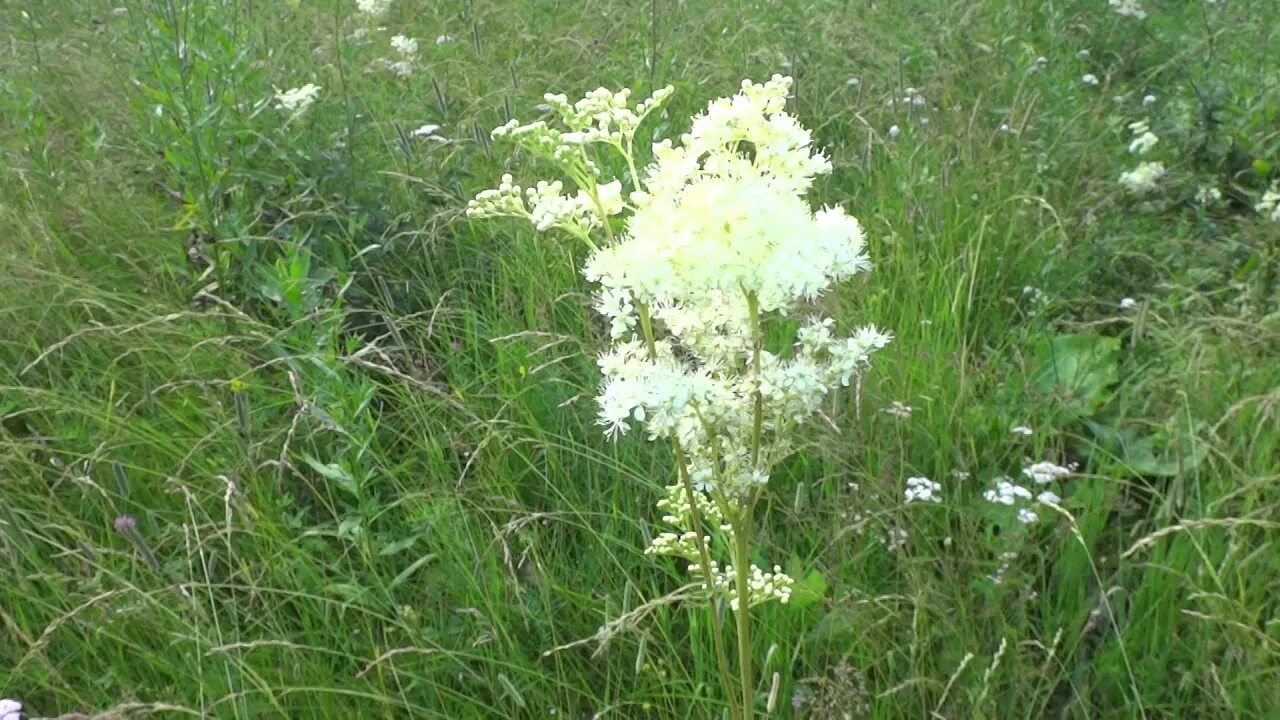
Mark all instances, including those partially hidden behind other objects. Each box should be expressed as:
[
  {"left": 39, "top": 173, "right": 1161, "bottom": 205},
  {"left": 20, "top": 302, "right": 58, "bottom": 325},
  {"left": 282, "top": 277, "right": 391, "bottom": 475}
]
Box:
[
  {"left": 731, "top": 514, "right": 755, "bottom": 717},
  {"left": 637, "top": 302, "right": 740, "bottom": 720}
]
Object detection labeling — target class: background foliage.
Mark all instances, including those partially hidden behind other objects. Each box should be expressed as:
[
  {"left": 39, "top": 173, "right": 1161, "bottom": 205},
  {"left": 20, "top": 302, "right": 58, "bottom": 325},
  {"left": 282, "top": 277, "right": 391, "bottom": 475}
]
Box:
[{"left": 2, "top": 0, "right": 1278, "bottom": 717}]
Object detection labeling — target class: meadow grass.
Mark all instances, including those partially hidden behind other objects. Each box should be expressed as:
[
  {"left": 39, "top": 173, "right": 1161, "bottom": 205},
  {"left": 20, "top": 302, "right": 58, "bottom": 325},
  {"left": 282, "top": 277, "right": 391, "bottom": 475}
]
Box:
[{"left": 2, "top": 0, "right": 1278, "bottom": 717}]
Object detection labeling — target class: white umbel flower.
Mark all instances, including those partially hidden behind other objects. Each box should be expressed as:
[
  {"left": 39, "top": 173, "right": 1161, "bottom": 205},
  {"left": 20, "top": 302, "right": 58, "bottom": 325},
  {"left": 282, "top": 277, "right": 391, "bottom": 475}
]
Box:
[
  {"left": 1109, "top": 0, "right": 1147, "bottom": 19},
  {"left": 904, "top": 476, "right": 941, "bottom": 503},
  {"left": 273, "top": 84, "right": 321, "bottom": 113},
  {"left": 1119, "top": 161, "right": 1165, "bottom": 194},
  {"left": 0, "top": 699, "right": 24, "bottom": 720},
  {"left": 356, "top": 0, "right": 392, "bottom": 16},
  {"left": 1256, "top": 184, "right": 1280, "bottom": 222},
  {"left": 390, "top": 34, "right": 418, "bottom": 58}
]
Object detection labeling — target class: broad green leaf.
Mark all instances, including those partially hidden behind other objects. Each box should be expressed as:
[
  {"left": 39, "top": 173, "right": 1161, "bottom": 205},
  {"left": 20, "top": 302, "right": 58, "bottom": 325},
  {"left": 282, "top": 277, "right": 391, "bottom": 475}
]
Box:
[{"left": 1030, "top": 333, "right": 1120, "bottom": 419}]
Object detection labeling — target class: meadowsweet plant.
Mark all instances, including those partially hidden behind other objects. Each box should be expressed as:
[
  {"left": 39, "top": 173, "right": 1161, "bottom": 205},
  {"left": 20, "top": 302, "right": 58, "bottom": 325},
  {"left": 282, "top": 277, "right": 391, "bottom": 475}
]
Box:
[{"left": 469, "top": 75, "right": 890, "bottom": 717}]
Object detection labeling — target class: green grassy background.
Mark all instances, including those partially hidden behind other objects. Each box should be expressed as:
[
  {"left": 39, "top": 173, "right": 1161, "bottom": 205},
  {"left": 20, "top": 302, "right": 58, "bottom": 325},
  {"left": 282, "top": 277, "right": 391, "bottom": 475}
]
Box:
[{"left": 2, "top": 0, "right": 1278, "bottom": 717}]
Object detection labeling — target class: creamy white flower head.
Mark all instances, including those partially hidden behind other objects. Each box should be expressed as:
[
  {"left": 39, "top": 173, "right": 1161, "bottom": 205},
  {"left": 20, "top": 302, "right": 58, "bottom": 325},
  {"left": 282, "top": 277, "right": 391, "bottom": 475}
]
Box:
[
  {"left": 984, "top": 478, "right": 1033, "bottom": 506},
  {"left": 1127, "top": 121, "right": 1158, "bottom": 155},
  {"left": 1120, "top": 297, "right": 1139, "bottom": 310},
  {"left": 1017, "top": 507, "right": 1039, "bottom": 524},
  {"left": 1082, "top": 73, "right": 1100, "bottom": 86},
  {"left": 0, "top": 699, "right": 23, "bottom": 720},
  {"left": 1109, "top": 0, "right": 1147, "bottom": 19},
  {"left": 904, "top": 476, "right": 941, "bottom": 503},
  {"left": 1257, "top": 183, "right": 1280, "bottom": 222},
  {"left": 1119, "top": 161, "right": 1166, "bottom": 194},
  {"left": 390, "top": 34, "right": 418, "bottom": 58},
  {"left": 274, "top": 84, "right": 321, "bottom": 113},
  {"left": 1022, "top": 461, "right": 1073, "bottom": 485},
  {"left": 1195, "top": 185, "right": 1221, "bottom": 206},
  {"left": 355, "top": 0, "right": 392, "bottom": 16},
  {"left": 884, "top": 400, "right": 913, "bottom": 419}
]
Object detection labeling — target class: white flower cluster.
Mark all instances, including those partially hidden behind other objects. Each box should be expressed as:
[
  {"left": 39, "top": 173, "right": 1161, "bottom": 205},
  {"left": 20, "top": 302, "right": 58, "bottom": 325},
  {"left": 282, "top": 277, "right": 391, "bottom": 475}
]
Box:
[
  {"left": 374, "top": 34, "right": 418, "bottom": 77},
  {"left": 487, "top": 85, "right": 675, "bottom": 170},
  {"left": 904, "top": 476, "right": 941, "bottom": 503},
  {"left": 1119, "top": 161, "right": 1165, "bottom": 195},
  {"left": 467, "top": 174, "right": 625, "bottom": 233},
  {"left": 982, "top": 460, "right": 1071, "bottom": 524},
  {"left": 1109, "top": 0, "right": 1147, "bottom": 19},
  {"left": 0, "top": 699, "right": 23, "bottom": 720},
  {"left": 1257, "top": 184, "right": 1280, "bottom": 222},
  {"left": 274, "top": 84, "right": 321, "bottom": 114},
  {"left": 356, "top": 0, "right": 393, "bottom": 16},
  {"left": 1127, "top": 120, "right": 1158, "bottom": 155},
  {"left": 473, "top": 76, "right": 889, "bottom": 614}
]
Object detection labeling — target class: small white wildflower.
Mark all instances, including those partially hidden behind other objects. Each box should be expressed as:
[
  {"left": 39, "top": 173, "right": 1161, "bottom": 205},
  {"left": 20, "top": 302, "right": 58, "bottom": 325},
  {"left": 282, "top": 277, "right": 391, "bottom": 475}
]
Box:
[
  {"left": 883, "top": 401, "right": 913, "bottom": 419},
  {"left": 273, "top": 83, "right": 321, "bottom": 113},
  {"left": 1022, "top": 461, "right": 1073, "bottom": 485},
  {"left": 888, "top": 124, "right": 900, "bottom": 139},
  {"left": 1109, "top": 0, "right": 1147, "bottom": 19},
  {"left": 0, "top": 700, "right": 24, "bottom": 720},
  {"left": 1119, "top": 297, "right": 1139, "bottom": 310},
  {"left": 1077, "top": 49, "right": 1090, "bottom": 59},
  {"left": 1119, "top": 161, "right": 1166, "bottom": 195},
  {"left": 1195, "top": 185, "right": 1221, "bottom": 206},
  {"left": 436, "top": 34, "right": 455, "bottom": 45},
  {"left": 845, "top": 77, "right": 860, "bottom": 87},
  {"left": 1036, "top": 490, "right": 1061, "bottom": 505},
  {"left": 1142, "top": 94, "right": 1157, "bottom": 107},
  {"left": 1082, "top": 73, "right": 1100, "bottom": 87},
  {"left": 1256, "top": 184, "right": 1280, "bottom": 222},
  {"left": 998, "top": 122, "right": 1013, "bottom": 134},
  {"left": 355, "top": 0, "right": 392, "bottom": 16},
  {"left": 904, "top": 476, "right": 942, "bottom": 503},
  {"left": 1128, "top": 131, "right": 1158, "bottom": 155},
  {"left": 881, "top": 526, "right": 908, "bottom": 552},
  {"left": 984, "top": 479, "right": 1033, "bottom": 506},
  {"left": 1011, "top": 425, "right": 1033, "bottom": 436},
  {"left": 390, "top": 34, "right": 418, "bottom": 58},
  {"left": 411, "top": 123, "right": 442, "bottom": 138},
  {"left": 1127, "top": 121, "right": 1159, "bottom": 155},
  {"left": 949, "top": 469, "right": 970, "bottom": 481},
  {"left": 1017, "top": 507, "right": 1039, "bottom": 524}
]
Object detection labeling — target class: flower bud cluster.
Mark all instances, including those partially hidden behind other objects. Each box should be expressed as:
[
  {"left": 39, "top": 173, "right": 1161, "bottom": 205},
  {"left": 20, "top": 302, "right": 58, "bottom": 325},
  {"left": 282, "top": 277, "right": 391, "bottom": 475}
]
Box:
[{"left": 466, "top": 174, "right": 625, "bottom": 234}]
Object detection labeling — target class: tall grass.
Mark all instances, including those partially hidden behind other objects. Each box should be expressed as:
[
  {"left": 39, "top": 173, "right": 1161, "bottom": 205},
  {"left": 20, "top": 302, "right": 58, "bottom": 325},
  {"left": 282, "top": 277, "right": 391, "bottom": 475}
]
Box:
[{"left": 3, "top": 1, "right": 1278, "bottom": 718}]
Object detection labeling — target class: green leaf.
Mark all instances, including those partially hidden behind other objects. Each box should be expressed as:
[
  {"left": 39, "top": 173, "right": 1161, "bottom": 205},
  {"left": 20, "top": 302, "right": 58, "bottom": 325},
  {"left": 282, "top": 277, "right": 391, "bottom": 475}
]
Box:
[
  {"left": 302, "top": 454, "right": 357, "bottom": 495},
  {"left": 1030, "top": 333, "right": 1120, "bottom": 419},
  {"left": 788, "top": 569, "right": 829, "bottom": 610},
  {"left": 1085, "top": 420, "right": 1206, "bottom": 478}
]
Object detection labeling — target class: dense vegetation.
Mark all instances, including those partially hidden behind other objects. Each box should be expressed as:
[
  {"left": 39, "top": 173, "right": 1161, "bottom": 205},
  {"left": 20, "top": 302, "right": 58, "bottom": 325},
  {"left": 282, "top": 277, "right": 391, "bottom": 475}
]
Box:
[{"left": 3, "top": 1, "right": 1278, "bottom": 717}]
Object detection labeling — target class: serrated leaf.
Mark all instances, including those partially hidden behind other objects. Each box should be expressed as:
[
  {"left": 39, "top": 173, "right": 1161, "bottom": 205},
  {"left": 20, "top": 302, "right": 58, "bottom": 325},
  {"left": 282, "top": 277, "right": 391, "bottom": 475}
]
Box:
[{"left": 788, "top": 570, "right": 828, "bottom": 610}]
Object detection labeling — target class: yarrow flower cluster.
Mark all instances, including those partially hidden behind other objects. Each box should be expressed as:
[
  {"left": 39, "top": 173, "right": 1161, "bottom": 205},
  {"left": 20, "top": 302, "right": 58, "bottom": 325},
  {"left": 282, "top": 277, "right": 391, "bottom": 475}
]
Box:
[
  {"left": 1109, "top": 0, "right": 1147, "bottom": 19},
  {"left": 471, "top": 76, "right": 890, "bottom": 624},
  {"left": 904, "top": 476, "right": 941, "bottom": 503},
  {"left": 1119, "top": 161, "right": 1165, "bottom": 194},
  {"left": 1257, "top": 183, "right": 1280, "bottom": 222},
  {"left": 1127, "top": 120, "right": 1158, "bottom": 155},
  {"left": 982, "top": 460, "right": 1072, "bottom": 524},
  {"left": 355, "top": 0, "right": 393, "bottom": 16},
  {"left": 373, "top": 34, "right": 419, "bottom": 77},
  {"left": 273, "top": 84, "right": 321, "bottom": 114}
]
